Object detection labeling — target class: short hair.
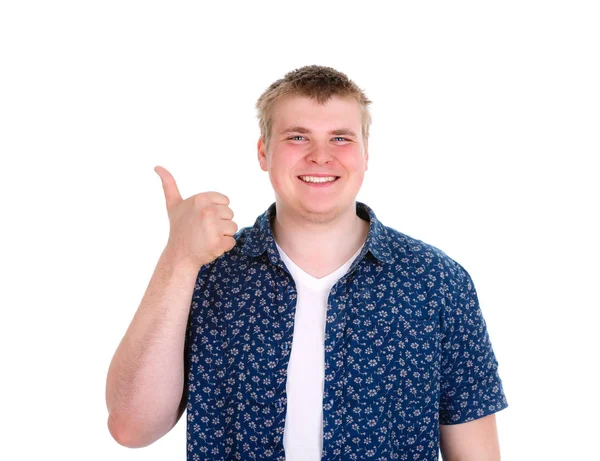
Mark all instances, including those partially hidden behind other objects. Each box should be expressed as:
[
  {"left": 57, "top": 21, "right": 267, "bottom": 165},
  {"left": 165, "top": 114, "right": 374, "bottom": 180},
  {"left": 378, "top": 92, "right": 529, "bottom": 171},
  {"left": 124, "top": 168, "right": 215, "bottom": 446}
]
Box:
[{"left": 255, "top": 65, "right": 372, "bottom": 151}]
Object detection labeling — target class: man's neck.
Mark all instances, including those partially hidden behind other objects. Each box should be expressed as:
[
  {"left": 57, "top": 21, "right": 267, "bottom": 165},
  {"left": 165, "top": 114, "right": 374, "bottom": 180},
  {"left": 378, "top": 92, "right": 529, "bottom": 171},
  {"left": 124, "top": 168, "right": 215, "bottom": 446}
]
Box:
[{"left": 271, "top": 201, "right": 370, "bottom": 277}]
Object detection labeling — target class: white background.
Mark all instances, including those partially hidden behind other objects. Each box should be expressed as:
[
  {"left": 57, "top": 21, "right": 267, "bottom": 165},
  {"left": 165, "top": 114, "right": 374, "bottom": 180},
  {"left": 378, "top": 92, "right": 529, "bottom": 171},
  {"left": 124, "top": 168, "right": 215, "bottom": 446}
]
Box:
[{"left": 1, "top": 1, "right": 598, "bottom": 459}]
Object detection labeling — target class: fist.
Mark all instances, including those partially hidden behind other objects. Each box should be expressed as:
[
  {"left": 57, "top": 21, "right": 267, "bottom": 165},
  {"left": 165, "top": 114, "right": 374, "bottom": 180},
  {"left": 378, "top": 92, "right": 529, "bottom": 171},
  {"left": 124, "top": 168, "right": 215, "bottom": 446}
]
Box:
[{"left": 154, "top": 165, "right": 238, "bottom": 269}]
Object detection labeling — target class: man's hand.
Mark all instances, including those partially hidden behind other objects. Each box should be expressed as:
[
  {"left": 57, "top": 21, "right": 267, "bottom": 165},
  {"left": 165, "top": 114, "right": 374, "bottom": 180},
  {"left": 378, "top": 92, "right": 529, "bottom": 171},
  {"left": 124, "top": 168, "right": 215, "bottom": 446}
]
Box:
[{"left": 154, "top": 165, "right": 238, "bottom": 269}]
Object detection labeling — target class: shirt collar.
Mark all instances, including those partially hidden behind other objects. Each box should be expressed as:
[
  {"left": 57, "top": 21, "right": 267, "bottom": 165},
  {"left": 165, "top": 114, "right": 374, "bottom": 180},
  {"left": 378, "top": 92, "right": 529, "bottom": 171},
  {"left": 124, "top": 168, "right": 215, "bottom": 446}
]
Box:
[{"left": 240, "top": 201, "right": 395, "bottom": 265}]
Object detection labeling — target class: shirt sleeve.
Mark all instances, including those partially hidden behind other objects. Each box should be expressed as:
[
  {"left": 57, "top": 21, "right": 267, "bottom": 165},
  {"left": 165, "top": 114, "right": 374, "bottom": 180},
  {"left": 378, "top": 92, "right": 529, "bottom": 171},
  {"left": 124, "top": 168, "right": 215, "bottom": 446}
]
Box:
[{"left": 439, "top": 262, "right": 509, "bottom": 425}]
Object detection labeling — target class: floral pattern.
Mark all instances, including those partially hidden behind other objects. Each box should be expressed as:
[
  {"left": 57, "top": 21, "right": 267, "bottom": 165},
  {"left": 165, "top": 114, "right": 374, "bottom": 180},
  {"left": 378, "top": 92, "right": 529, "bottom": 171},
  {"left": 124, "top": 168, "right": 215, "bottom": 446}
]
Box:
[{"left": 184, "top": 202, "right": 508, "bottom": 460}]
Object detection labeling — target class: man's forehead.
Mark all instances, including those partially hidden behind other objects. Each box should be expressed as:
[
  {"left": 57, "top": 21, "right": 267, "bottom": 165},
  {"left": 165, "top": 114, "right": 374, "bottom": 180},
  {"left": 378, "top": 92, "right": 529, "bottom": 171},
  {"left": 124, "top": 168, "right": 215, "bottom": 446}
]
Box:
[{"left": 272, "top": 95, "right": 362, "bottom": 133}]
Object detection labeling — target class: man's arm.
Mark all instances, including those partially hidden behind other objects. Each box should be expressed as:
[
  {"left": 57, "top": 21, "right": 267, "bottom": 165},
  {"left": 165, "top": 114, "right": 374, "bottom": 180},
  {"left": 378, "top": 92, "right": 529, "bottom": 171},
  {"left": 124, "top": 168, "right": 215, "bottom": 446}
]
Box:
[
  {"left": 105, "top": 247, "right": 199, "bottom": 448},
  {"left": 106, "top": 167, "right": 237, "bottom": 448},
  {"left": 439, "top": 414, "right": 501, "bottom": 461}
]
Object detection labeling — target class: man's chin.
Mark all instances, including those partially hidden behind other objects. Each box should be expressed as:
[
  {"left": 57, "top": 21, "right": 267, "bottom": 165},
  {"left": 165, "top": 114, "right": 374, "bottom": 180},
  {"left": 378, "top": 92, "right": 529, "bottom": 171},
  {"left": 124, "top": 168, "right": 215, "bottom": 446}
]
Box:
[{"left": 295, "top": 200, "right": 346, "bottom": 224}]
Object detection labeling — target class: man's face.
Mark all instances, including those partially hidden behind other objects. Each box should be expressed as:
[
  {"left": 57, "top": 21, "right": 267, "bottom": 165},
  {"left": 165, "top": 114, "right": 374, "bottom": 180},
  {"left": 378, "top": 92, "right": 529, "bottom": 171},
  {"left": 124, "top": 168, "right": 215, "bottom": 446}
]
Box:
[{"left": 257, "top": 94, "right": 369, "bottom": 224}]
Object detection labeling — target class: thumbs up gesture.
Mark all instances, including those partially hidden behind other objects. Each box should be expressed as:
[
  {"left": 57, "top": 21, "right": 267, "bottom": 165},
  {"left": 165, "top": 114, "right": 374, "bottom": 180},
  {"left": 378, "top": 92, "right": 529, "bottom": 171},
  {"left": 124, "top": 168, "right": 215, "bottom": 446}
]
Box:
[{"left": 154, "top": 166, "right": 238, "bottom": 269}]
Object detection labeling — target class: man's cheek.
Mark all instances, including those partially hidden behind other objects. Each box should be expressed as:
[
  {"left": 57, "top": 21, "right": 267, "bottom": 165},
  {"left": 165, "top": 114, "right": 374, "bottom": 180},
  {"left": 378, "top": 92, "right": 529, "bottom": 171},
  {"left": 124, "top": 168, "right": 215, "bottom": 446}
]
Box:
[{"left": 268, "top": 171, "right": 285, "bottom": 190}]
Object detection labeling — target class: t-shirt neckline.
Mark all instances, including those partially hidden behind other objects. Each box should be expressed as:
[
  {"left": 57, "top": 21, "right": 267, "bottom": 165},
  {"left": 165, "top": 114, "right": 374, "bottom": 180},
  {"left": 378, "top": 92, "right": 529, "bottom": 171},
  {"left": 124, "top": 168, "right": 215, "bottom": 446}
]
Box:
[{"left": 275, "top": 241, "right": 364, "bottom": 290}]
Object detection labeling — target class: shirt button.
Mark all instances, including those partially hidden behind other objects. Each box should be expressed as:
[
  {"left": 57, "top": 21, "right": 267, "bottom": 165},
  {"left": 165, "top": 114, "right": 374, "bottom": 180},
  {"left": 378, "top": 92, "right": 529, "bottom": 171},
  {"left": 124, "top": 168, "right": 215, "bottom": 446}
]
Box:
[
  {"left": 281, "top": 343, "right": 289, "bottom": 350},
  {"left": 329, "top": 398, "right": 334, "bottom": 406}
]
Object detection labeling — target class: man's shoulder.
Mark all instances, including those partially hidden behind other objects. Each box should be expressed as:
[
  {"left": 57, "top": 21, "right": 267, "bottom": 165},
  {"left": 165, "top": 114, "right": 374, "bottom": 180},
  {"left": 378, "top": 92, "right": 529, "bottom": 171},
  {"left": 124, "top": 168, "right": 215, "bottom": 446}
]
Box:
[{"left": 382, "top": 223, "right": 465, "bottom": 277}]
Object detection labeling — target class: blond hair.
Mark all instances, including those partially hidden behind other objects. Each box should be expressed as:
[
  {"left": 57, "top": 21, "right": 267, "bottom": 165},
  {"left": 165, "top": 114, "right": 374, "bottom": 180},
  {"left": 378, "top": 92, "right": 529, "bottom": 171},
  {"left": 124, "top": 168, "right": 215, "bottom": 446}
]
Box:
[{"left": 255, "top": 65, "right": 372, "bottom": 150}]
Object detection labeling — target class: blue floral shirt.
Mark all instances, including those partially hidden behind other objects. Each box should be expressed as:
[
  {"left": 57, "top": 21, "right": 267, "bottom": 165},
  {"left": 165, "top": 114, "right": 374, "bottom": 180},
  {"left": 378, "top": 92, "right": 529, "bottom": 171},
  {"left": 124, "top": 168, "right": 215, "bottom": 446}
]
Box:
[{"left": 184, "top": 201, "right": 509, "bottom": 460}]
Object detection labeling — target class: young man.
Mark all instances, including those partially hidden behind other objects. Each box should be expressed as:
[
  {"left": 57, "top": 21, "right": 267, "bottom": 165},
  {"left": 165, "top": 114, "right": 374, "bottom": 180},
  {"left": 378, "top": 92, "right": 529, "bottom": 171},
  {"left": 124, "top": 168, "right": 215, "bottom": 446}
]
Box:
[{"left": 106, "top": 65, "right": 509, "bottom": 460}]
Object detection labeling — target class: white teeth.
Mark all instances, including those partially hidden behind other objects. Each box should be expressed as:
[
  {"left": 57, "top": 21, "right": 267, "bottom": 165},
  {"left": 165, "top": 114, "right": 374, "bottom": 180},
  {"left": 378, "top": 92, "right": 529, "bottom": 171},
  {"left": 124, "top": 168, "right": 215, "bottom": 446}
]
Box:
[{"left": 299, "top": 176, "right": 338, "bottom": 183}]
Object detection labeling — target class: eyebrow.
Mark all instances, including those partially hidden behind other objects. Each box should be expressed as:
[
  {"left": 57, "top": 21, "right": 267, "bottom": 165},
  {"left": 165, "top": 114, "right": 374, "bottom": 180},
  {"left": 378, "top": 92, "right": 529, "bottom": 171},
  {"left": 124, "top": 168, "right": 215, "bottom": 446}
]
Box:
[{"left": 281, "top": 126, "right": 358, "bottom": 137}]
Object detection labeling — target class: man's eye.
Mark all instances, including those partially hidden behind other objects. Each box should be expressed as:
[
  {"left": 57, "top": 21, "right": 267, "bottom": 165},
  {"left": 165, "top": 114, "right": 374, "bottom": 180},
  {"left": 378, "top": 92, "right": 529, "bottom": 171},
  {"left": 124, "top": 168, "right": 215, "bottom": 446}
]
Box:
[{"left": 288, "top": 136, "right": 349, "bottom": 141}]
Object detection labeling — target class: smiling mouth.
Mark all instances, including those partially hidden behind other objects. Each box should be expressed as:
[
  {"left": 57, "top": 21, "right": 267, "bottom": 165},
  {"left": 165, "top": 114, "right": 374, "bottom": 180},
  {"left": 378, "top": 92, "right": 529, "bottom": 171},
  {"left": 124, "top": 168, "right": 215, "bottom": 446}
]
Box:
[{"left": 297, "top": 175, "right": 340, "bottom": 184}]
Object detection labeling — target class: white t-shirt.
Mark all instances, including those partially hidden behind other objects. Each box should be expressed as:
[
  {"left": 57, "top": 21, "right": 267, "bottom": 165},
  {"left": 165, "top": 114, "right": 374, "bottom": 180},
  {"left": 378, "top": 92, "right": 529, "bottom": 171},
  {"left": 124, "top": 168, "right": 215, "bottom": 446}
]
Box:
[{"left": 275, "top": 241, "right": 364, "bottom": 461}]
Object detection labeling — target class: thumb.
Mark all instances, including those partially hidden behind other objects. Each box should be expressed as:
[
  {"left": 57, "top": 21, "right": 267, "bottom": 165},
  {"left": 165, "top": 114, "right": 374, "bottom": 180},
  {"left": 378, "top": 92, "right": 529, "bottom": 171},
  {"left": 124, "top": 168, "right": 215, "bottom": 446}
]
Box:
[{"left": 154, "top": 165, "right": 183, "bottom": 213}]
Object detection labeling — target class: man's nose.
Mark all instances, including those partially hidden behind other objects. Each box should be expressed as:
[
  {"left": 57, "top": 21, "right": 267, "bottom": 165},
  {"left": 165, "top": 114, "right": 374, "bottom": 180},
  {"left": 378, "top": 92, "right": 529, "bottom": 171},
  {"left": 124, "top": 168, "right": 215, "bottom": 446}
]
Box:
[{"left": 307, "top": 144, "right": 334, "bottom": 164}]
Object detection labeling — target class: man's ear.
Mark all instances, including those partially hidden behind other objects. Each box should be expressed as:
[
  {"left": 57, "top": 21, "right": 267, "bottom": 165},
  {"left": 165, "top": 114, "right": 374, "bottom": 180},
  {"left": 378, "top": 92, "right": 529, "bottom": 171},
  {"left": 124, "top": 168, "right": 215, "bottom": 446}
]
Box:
[
  {"left": 257, "top": 137, "right": 268, "bottom": 172},
  {"left": 364, "top": 139, "right": 369, "bottom": 172}
]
